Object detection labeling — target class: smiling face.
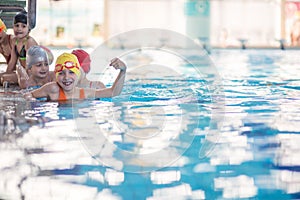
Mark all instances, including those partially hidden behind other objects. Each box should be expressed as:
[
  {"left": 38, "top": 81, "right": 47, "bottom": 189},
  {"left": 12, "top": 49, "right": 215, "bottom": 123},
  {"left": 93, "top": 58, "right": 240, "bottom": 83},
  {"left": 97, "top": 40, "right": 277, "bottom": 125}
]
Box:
[
  {"left": 29, "top": 61, "right": 49, "bottom": 79},
  {"left": 56, "top": 69, "right": 79, "bottom": 92},
  {"left": 13, "top": 22, "right": 29, "bottom": 39},
  {"left": 54, "top": 53, "right": 81, "bottom": 92}
]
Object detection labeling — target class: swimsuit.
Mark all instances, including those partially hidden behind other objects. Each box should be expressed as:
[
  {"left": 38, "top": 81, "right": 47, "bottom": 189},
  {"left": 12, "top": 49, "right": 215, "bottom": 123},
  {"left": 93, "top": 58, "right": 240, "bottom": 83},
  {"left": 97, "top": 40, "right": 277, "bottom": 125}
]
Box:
[
  {"left": 27, "top": 85, "right": 47, "bottom": 101},
  {"left": 15, "top": 36, "right": 28, "bottom": 61},
  {"left": 28, "top": 85, "right": 40, "bottom": 90},
  {"left": 58, "top": 87, "right": 85, "bottom": 101}
]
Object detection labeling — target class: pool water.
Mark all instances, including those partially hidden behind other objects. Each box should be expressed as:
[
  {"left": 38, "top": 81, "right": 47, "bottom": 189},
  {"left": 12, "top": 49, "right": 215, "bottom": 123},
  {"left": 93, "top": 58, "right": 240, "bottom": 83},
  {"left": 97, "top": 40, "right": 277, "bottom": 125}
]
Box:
[{"left": 0, "top": 49, "right": 300, "bottom": 200}]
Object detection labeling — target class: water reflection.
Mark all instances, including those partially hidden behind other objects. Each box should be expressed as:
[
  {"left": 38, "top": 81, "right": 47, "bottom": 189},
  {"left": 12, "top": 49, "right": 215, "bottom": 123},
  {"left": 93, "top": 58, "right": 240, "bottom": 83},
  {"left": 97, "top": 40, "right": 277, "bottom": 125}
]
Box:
[
  {"left": 74, "top": 99, "right": 208, "bottom": 172},
  {"left": 0, "top": 49, "right": 299, "bottom": 199},
  {"left": 207, "top": 49, "right": 300, "bottom": 199}
]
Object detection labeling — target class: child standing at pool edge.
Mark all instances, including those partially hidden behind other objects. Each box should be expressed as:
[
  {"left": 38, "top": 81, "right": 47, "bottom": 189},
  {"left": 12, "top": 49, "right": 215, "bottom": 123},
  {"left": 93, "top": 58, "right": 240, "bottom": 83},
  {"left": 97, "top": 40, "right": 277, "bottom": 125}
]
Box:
[
  {"left": 24, "top": 52, "right": 126, "bottom": 101},
  {"left": 1, "top": 11, "right": 38, "bottom": 85}
]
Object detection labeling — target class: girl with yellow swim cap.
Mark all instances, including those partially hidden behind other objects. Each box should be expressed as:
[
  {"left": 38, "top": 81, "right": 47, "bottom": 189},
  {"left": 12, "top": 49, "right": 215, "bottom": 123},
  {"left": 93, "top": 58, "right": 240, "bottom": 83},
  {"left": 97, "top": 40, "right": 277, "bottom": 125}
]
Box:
[{"left": 24, "top": 52, "right": 127, "bottom": 101}]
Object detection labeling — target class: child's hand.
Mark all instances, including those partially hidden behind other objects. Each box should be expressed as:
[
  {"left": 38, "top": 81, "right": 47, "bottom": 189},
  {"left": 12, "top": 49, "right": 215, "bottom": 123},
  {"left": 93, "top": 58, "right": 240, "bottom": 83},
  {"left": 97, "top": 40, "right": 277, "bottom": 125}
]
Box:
[
  {"left": 23, "top": 92, "right": 36, "bottom": 101},
  {"left": 109, "top": 58, "right": 127, "bottom": 71},
  {"left": 16, "top": 64, "right": 29, "bottom": 80}
]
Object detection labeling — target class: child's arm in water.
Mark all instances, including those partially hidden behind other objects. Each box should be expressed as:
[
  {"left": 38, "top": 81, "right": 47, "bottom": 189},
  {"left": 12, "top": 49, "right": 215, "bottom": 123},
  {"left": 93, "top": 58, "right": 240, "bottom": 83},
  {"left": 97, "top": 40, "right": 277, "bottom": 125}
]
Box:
[{"left": 23, "top": 82, "right": 58, "bottom": 100}]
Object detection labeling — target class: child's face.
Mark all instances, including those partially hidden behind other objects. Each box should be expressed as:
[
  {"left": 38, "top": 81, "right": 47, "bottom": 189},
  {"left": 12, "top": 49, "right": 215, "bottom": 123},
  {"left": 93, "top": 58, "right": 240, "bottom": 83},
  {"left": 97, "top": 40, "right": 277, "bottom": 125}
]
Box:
[
  {"left": 56, "top": 69, "right": 79, "bottom": 92},
  {"left": 13, "top": 22, "right": 29, "bottom": 39},
  {"left": 29, "top": 61, "right": 49, "bottom": 79}
]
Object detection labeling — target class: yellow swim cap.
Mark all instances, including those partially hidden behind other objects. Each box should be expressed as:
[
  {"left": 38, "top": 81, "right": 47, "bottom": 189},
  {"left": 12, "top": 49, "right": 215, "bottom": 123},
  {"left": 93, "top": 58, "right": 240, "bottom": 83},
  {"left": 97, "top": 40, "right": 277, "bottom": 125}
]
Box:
[
  {"left": 54, "top": 53, "right": 81, "bottom": 78},
  {"left": 0, "top": 18, "right": 7, "bottom": 33}
]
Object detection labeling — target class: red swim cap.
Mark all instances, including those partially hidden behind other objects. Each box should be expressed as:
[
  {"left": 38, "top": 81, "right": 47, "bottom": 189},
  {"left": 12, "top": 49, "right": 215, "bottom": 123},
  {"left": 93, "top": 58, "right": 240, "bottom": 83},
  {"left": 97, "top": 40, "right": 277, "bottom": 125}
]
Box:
[{"left": 71, "top": 49, "right": 91, "bottom": 73}]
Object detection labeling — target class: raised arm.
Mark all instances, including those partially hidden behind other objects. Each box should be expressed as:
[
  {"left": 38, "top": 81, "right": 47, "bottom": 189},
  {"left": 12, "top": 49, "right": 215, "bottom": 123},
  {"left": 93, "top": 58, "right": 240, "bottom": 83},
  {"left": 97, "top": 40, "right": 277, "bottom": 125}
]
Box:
[{"left": 93, "top": 58, "right": 127, "bottom": 98}]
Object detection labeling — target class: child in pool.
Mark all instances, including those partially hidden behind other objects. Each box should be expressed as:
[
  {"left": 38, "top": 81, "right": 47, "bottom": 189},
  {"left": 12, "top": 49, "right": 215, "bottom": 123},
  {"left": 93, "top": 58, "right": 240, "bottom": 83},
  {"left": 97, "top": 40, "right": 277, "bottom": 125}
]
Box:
[
  {"left": 17, "top": 45, "right": 55, "bottom": 89},
  {"left": 0, "top": 18, "right": 14, "bottom": 64},
  {"left": 1, "top": 11, "right": 38, "bottom": 85},
  {"left": 24, "top": 52, "right": 126, "bottom": 101},
  {"left": 71, "top": 49, "right": 106, "bottom": 89}
]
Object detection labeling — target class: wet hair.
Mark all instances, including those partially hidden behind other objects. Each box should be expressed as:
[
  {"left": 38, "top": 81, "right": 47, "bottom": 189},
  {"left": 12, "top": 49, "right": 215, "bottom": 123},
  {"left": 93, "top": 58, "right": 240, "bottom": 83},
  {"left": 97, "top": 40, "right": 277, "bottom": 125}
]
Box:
[{"left": 13, "top": 11, "right": 28, "bottom": 25}]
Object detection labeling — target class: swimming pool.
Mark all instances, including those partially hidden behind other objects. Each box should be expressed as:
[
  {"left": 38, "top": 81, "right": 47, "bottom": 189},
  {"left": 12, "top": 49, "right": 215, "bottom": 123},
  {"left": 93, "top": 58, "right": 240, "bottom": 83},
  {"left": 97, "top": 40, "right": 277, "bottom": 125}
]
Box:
[{"left": 0, "top": 48, "right": 299, "bottom": 200}]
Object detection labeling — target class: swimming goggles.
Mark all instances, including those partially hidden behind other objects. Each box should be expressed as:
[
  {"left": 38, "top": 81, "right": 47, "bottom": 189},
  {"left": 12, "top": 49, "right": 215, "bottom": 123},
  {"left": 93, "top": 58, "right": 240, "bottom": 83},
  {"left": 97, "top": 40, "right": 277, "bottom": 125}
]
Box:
[{"left": 55, "top": 61, "right": 79, "bottom": 73}]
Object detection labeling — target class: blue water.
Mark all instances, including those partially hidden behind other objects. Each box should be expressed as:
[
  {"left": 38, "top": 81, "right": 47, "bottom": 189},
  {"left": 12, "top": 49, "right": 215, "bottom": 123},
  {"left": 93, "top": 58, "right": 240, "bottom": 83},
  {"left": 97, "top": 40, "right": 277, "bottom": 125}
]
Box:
[{"left": 0, "top": 49, "right": 300, "bottom": 199}]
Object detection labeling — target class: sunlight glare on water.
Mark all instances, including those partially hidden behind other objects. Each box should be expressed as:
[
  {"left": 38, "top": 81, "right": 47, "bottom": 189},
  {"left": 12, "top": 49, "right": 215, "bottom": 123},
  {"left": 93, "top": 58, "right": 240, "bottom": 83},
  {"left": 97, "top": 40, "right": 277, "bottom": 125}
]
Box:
[{"left": 0, "top": 49, "right": 299, "bottom": 199}]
